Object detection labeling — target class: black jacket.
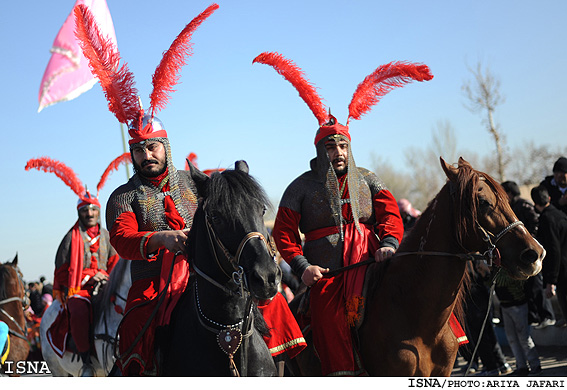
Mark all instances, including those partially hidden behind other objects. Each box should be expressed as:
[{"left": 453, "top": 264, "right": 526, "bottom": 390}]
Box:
[{"left": 536, "top": 204, "right": 567, "bottom": 286}]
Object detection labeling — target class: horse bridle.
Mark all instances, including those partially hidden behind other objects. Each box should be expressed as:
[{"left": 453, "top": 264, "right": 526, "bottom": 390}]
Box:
[
  {"left": 324, "top": 218, "right": 525, "bottom": 278},
  {"left": 190, "top": 210, "right": 278, "bottom": 376},
  {"left": 193, "top": 210, "right": 278, "bottom": 297}
]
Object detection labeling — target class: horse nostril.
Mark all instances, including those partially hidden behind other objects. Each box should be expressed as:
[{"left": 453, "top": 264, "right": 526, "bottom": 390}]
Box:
[{"left": 520, "top": 248, "right": 539, "bottom": 264}]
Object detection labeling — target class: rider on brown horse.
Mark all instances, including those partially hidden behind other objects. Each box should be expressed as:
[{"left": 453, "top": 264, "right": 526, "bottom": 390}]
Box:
[{"left": 255, "top": 53, "right": 435, "bottom": 375}]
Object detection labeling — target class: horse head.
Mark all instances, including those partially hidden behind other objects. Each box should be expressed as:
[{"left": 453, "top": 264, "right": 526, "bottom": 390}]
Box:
[
  {"left": 440, "top": 157, "right": 544, "bottom": 280},
  {"left": 188, "top": 160, "right": 281, "bottom": 300},
  {"left": 0, "top": 255, "right": 26, "bottom": 307}
]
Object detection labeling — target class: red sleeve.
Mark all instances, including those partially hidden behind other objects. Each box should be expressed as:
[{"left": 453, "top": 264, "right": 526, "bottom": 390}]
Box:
[
  {"left": 109, "top": 211, "right": 157, "bottom": 261},
  {"left": 373, "top": 189, "right": 404, "bottom": 244},
  {"left": 272, "top": 207, "right": 303, "bottom": 264}
]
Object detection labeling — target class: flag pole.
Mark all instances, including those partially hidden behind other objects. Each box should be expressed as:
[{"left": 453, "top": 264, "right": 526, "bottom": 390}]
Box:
[{"left": 120, "top": 123, "right": 131, "bottom": 180}]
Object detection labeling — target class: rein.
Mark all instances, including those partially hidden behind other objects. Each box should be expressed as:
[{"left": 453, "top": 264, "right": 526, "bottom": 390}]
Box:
[{"left": 323, "top": 220, "right": 525, "bottom": 278}]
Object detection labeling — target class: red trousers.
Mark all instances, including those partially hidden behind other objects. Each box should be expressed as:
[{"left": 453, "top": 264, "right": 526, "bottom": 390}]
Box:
[
  {"left": 310, "top": 273, "right": 364, "bottom": 376},
  {"left": 67, "top": 297, "right": 91, "bottom": 354}
]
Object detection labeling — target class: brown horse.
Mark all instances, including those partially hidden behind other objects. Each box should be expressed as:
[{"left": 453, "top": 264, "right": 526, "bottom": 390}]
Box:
[
  {"left": 0, "top": 255, "right": 30, "bottom": 376},
  {"left": 292, "top": 157, "right": 545, "bottom": 376}
]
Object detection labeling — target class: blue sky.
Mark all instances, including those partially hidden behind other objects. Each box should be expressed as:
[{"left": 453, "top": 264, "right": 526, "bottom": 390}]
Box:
[{"left": 2, "top": 0, "right": 566, "bottom": 282}]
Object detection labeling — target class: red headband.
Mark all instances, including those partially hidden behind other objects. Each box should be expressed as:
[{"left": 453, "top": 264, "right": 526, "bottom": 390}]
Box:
[{"left": 314, "top": 122, "right": 351, "bottom": 145}]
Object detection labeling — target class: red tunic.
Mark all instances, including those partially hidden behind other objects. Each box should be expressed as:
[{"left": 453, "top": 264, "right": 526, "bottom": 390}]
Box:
[
  {"left": 273, "top": 175, "right": 403, "bottom": 375},
  {"left": 48, "top": 223, "right": 118, "bottom": 357},
  {"left": 110, "top": 176, "right": 190, "bottom": 376}
]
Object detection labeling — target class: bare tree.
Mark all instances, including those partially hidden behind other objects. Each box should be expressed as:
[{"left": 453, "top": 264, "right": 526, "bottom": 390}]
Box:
[
  {"left": 462, "top": 61, "right": 507, "bottom": 182},
  {"left": 507, "top": 141, "right": 567, "bottom": 185}
]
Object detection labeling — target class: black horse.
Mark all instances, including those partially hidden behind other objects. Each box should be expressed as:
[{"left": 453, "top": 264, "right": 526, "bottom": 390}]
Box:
[{"left": 162, "top": 161, "right": 281, "bottom": 376}]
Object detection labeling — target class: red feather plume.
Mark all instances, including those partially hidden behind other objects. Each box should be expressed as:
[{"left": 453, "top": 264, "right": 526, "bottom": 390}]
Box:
[
  {"left": 74, "top": 4, "right": 140, "bottom": 124},
  {"left": 150, "top": 3, "right": 219, "bottom": 115},
  {"left": 97, "top": 153, "right": 132, "bottom": 195},
  {"left": 25, "top": 157, "right": 86, "bottom": 200},
  {"left": 253, "top": 52, "right": 328, "bottom": 126},
  {"left": 347, "top": 61, "right": 433, "bottom": 123}
]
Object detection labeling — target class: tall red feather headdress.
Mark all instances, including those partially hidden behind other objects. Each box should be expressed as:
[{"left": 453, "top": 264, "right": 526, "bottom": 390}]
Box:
[
  {"left": 252, "top": 52, "right": 328, "bottom": 126},
  {"left": 347, "top": 61, "right": 433, "bottom": 124},
  {"left": 150, "top": 3, "right": 219, "bottom": 116},
  {"left": 96, "top": 152, "right": 132, "bottom": 196},
  {"left": 253, "top": 52, "right": 433, "bottom": 144},
  {"left": 25, "top": 154, "right": 131, "bottom": 209},
  {"left": 74, "top": 3, "right": 219, "bottom": 143},
  {"left": 25, "top": 157, "right": 87, "bottom": 201},
  {"left": 74, "top": 4, "right": 140, "bottom": 125}
]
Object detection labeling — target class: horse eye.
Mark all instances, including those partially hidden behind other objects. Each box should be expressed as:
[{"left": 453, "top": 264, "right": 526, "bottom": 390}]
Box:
[
  {"left": 478, "top": 198, "right": 492, "bottom": 209},
  {"left": 262, "top": 206, "right": 267, "bottom": 216}
]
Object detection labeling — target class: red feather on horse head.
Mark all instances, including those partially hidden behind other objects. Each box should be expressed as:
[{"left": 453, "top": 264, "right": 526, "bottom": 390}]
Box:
[
  {"left": 25, "top": 157, "right": 86, "bottom": 200},
  {"left": 347, "top": 61, "right": 433, "bottom": 123},
  {"left": 97, "top": 152, "right": 132, "bottom": 196},
  {"left": 74, "top": 4, "right": 140, "bottom": 124},
  {"left": 253, "top": 52, "right": 328, "bottom": 126},
  {"left": 150, "top": 3, "right": 219, "bottom": 116}
]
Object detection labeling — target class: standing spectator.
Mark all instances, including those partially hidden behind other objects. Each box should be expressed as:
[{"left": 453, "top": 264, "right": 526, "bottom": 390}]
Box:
[
  {"left": 539, "top": 157, "right": 567, "bottom": 215},
  {"left": 531, "top": 185, "right": 567, "bottom": 327},
  {"left": 461, "top": 261, "right": 512, "bottom": 376},
  {"left": 501, "top": 181, "right": 555, "bottom": 328},
  {"left": 494, "top": 268, "right": 542, "bottom": 376}
]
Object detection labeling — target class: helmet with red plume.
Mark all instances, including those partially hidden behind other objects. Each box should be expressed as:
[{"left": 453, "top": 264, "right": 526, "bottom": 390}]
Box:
[
  {"left": 252, "top": 52, "right": 434, "bottom": 145},
  {"left": 74, "top": 3, "right": 219, "bottom": 145}
]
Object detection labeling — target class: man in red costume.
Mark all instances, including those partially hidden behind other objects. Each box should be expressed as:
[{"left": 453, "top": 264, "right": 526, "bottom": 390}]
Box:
[
  {"left": 272, "top": 120, "right": 403, "bottom": 376},
  {"left": 50, "top": 193, "right": 119, "bottom": 376},
  {"left": 254, "top": 53, "right": 435, "bottom": 375},
  {"left": 106, "top": 115, "right": 200, "bottom": 376}
]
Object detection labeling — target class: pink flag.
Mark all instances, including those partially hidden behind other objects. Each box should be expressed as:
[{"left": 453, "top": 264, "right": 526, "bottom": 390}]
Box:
[{"left": 38, "top": 0, "right": 117, "bottom": 113}]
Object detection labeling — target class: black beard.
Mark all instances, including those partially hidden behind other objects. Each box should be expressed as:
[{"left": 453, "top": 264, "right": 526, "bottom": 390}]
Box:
[
  {"left": 334, "top": 166, "right": 348, "bottom": 177},
  {"left": 133, "top": 160, "right": 166, "bottom": 178}
]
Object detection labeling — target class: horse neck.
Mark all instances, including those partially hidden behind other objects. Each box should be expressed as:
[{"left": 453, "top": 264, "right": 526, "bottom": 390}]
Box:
[{"left": 397, "top": 186, "right": 468, "bottom": 320}]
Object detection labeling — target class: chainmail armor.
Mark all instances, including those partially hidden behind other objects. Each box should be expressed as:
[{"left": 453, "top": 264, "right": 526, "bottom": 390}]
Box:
[
  {"left": 106, "top": 137, "right": 199, "bottom": 282},
  {"left": 279, "top": 135, "right": 386, "bottom": 271}
]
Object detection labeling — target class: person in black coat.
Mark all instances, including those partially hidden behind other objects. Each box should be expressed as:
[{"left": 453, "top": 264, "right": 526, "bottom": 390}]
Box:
[
  {"left": 531, "top": 185, "right": 567, "bottom": 326},
  {"left": 539, "top": 157, "right": 567, "bottom": 216},
  {"left": 502, "top": 181, "right": 555, "bottom": 328}
]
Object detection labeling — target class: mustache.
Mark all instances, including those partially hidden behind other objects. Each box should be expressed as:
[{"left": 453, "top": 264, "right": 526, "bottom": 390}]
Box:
[
  {"left": 141, "top": 159, "right": 159, "bottom": 167},
  {"left": 332, "top": 157, "right": 346, "bottom": 164}
]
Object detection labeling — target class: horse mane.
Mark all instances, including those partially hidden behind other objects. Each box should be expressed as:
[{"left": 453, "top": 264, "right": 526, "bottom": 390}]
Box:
[
  {"left": 92, "top": 258, "right": 129, "bottom": 320},
  {"left": 203, "top": 169, "right": 271, "bottom": 225},
  {"left": 431, "top": 161, "right": 508, "bottom": 328},
  {"left": 451, "top": 161, "right": 509, "bottom": 246},
  {"left": 0, "top": 264, "right": 10, "bottom": 301}
]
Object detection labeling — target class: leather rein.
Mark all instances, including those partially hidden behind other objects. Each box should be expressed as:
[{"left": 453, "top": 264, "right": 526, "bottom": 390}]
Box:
[
  {"left": 324, "top": 219, "right": 524, "bottom": 278},
  {"left": 190, "top": 210, "right": 277, "bottom": 376}
]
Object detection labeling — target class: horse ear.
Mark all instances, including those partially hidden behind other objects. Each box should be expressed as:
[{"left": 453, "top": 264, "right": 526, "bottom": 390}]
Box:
[
  {"left": 440, "top": 156, "right": 458, "bottom": 182},
  {"left": 187, "top": 158, "right": 209, "bottom": 189},
  {"left": 11, "top": 252, "right": 18, "bottom": 267},
  {"left": 458, "top": 157, "right": 472, "bottom": 168},
  {"left": 235, "top": 160, "right": 249, "bottom": 174}
]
